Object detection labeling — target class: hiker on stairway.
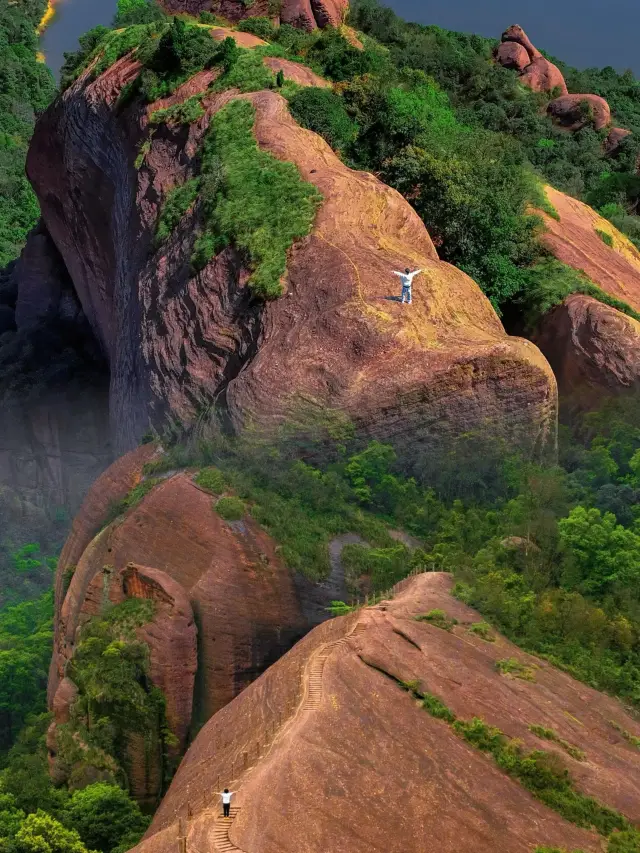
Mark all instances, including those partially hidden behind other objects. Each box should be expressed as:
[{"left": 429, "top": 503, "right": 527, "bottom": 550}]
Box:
[
  {"left": 392, "top": 267, "right": 423, "bottom": 304},
  {"left": 217, "top": 788, "right": 236, "bottom": 818}
]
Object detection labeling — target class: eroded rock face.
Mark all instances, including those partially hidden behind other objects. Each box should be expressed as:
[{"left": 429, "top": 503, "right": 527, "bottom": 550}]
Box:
[
  {"left": 547, "top": 93, "right": 611, "bottom": 131},
  {"left": 604, "top": 126, "right": 632, "bottom": 156},
  {"left": 132, "top": 573, "right": 640, "bottom": 853},
  {"left": 498, "top": 25, "right": 568, "bottom": 94},
  {"left": 533, "top": 293, "right": 640, "bottom": 403},
  {"left": 159, "top": 0, "right": 347, "bottom": 29},
  {"left": 27, "top": 49, "right": 557, "bottom": 465},
  {"left": 51, "top": 461, "right": 313, "bottom": 733}
]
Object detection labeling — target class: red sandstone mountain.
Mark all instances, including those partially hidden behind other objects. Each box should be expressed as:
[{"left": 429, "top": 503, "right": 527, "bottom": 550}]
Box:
[
  {"left": 129, "top": 572, "right": 640, "bottom": 853},
  {"left": 49, "top": 446, "right": 346, "bottom": 802},
  {"left": 21, "top": 31, "right": 557, "bottom": 466},
  {"left": 159, "top": 0, "right": 348, "bottom": 30}
]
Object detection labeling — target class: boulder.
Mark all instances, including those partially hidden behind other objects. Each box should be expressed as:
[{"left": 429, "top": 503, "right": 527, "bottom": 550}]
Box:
[
  {"left": 604, "top": 126, "right": 632, "bottom": 156},
  {"left": 532, "top": 293, "right": 640, "bottom": 402},
  {"left": 497, "top": 25, "right": 568, "bottom": 95},
  {"left": 547, "top": 93, "right": 611, "bottom": 131},
  {"left": 132, "top": 573, "right": 640, "bottom": 853},
  {"left": 495, "top": 41, "right": 529, "bottom": 72}
]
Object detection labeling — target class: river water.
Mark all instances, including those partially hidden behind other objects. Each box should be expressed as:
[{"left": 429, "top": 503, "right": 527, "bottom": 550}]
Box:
[{"left": 40, "top": 0, "right": 118, "bottom": 79}]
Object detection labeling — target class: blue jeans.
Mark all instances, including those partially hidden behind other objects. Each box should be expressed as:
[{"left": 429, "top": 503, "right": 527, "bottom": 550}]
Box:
[{"left": 401, "top": 285, "right": 412, "bottom": 304}]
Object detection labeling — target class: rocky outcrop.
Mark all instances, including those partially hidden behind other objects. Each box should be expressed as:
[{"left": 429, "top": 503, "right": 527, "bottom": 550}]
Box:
[
  {"left": 132, "top": 573, "right": 640, "bottom": 853},
  {"left": 533, "top": 293, "right": 640, "bottom": 402},
  {"left": 497, "top": 25, "right": 568, "bottom": 95},
  {"left": 49, "top": 459, "right": 321, "bottom": 750},
  {"left": 495, "top": 26, "right": 629, "bottom": 140},
  {"left": 604, "top": 126, "right": 632, "bottom": 156},
  {"left": 538, "top": 185, "right": 640, "bottom": 313},
  {"left": 547, "top": 93, "right": 611, "bottom": 132},
  {"left": 26, "top": 53, "right": 557, "bottom": 464},
  {"left": 159, "top": 0, "right": 348, "bottom": 30}
]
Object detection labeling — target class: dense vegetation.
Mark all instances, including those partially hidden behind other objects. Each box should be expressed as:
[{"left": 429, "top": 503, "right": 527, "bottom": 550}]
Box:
[{"left": 0, "top": 0, "right": 55, "bottom": 267}]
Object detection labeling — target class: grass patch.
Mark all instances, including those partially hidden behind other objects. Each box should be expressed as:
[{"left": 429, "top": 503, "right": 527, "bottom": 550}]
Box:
[
  {"left": 496, "top": 657, "right": 536, "bottom": 681},
  {"left": 415, "top": 608, "right": 458, "bottom": 632},
  {"left": 529, "top": 724, "right": 586, "bottom": 761},
  {"left": 215, "top": 496, "right": 246, "bottom": 520},
  {"left": 400, "top": 681, "right": 628, "bottom": 838},
  {"left": 467, "top": 621, "right": 495, "bottom": 641},
  {"left": 194, "top": 466, "right": 226, "bottom": 494},
  {"left": 213, "top": 46, "right": 275, "bottom": 93},
  {"left": 611, "top": 721, "right": 640, "bottom": 750},
  {"left": 134, "top": 137, "right": 153, "bottom": 169},
  {"left": 155, "top": 178, "right": 200, "bottom": 246},
  {"left": 530, "top": 182, "right": 560, "bottom": 221},
  {"left": 103, "top": 478, "right": 161, "bottom": 527},
  {"left": 150, "top": 94, "right": 206, "bottom": 125},
  {"left": 596, "top": 228, "right": 614, "bottom": 247},
  {"left": 326, "top": 600, "right": 358, "bottom": 616},
  {"left": 191, "top": 99, "right": 322, "bottom": 298}
]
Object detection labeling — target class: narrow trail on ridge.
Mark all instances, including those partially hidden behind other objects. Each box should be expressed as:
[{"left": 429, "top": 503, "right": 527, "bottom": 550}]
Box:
[{"left": 201, "top": 615, "right": 369, "bottom": 852}]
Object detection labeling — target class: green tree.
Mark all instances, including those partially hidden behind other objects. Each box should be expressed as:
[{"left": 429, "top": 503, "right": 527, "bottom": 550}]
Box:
[
  {"left": 62, "top": 784, "right": 149, "bottom": 853},
  {"left": 15, "top": 811, "right": 95, "bottom": 853}
]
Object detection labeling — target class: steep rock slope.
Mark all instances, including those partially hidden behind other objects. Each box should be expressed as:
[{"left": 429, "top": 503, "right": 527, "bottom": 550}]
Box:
[
  {"left": 131, "top": 573, "right": 640, "bottom": 853},
  {"left": 538, "top": 186, "right": 640, "bottom": 312},
  {"left": 25, "top": 46, "right": 557, "bottom": 462},
  {"left": 530, "top": 186, "right": 640, "bottom": 399},
  {"left": 48, "top": 448, "right": 354, "bottom": 801}
]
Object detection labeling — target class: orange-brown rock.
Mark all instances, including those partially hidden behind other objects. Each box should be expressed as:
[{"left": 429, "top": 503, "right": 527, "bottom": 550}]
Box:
[
  {"left": 26, "top": 55, "right": 558, "bottom": 464},
  {"left": 498, "top": 25, "right": 568, "bottom": 95},
  {"left": 159, "top": 0, "right": 347, "bottom": 29},
  {"left": 495, "top": 40, "right": 529, "bottom": 71},
  {"left": 537, "top": 185, "right": 640, "bottom": 313},
  {"left": 532, "top": 293, "right": 640, "bottom": 402},
  {"left": 547, "top": 93, "right": 611, "bottom": 131},
  {"left": 131, "top": 573, "right": 640, "bottom": 853},
  {"left": 263, "top": 56, "right": 330, "bottom": 87},
  {"left": 605, "top": 126, "right": 632, "bottom": 156}
]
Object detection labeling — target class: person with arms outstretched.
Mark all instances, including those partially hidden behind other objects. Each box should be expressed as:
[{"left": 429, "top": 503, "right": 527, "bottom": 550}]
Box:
[
  {"left": 393, "top": 267, "right": 423, "bottom": 304},
  {"left": 217, "top": 788, "right": 236, "bottom": 818}
]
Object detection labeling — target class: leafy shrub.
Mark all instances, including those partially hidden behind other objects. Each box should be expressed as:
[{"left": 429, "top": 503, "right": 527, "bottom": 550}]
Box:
[
  {"left": 194, "top": 467, "right": 226, "bottom": 494},
  {"left": 496, "top": 658, "right": 536, "bottom": 681},
  {"left": 467, "top": 621, "right": 495, "bottom": 641},
  {"left": 415, "top": 609, "right": 458, "bottom": 631},
  {"left": 528, "top": 724, "right": 586, "bottom": 761},
  {"left": 237, "top": 16, "right": 277, "bottom": 41},
  {"left": 288, "top": 87, "right": 358, "bottom": 152},
  {"left": 610, "top": 721, "right": 640, "bottom": 750},
  {"left": 192, "top": 99, "right": 322, "bottom": 298},
  {"left": 155, "top": 179, "right": 200, "bottom": 245},
  {"left": 213, "top": 47, "right": 275, "bottom": 92},
  {"left": 113, "top": 0, "right": 167, "bottom": 27},
  {"left": 150, "top": 95, "right": 205, "bottom": 125},
  {"left": 596, "top": 228, "right": 614, "bottom": 247},
  {"left": 215, "top": 496, "right": 246, "bottom": 520}
]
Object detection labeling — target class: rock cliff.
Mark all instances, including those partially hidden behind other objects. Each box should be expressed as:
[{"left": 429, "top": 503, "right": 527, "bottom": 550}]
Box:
[
  {"left": 130, "top": 573, "right": 640, "bottom": 853},
  {"left": 48, "top": 446, "right": 351, "bottom": 801},
  {"left": 24, "top": 36, "right": 558, "bottom": 464},
  {"left": 158, "top": 0, "right": 348, "bottom": 30},
  {"left": 532, "top": 293, "right": 640, "bottom": 406}
]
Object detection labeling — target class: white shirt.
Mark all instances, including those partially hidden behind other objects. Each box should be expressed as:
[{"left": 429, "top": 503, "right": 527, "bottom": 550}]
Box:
[
  {"left": 222, "top": 792, "right": 233, "bottom": 804},
  {"left": 393, "top": 269, "right": 423, "bottom": 288}
]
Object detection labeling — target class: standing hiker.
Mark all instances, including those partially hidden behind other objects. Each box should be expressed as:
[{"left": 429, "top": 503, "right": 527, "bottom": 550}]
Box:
[
  {"left": 392, "top": 267, "right": 423, "bottom": 304},
  {"left": 217, "top": 788, "right": 236, "bottom": 818}
]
